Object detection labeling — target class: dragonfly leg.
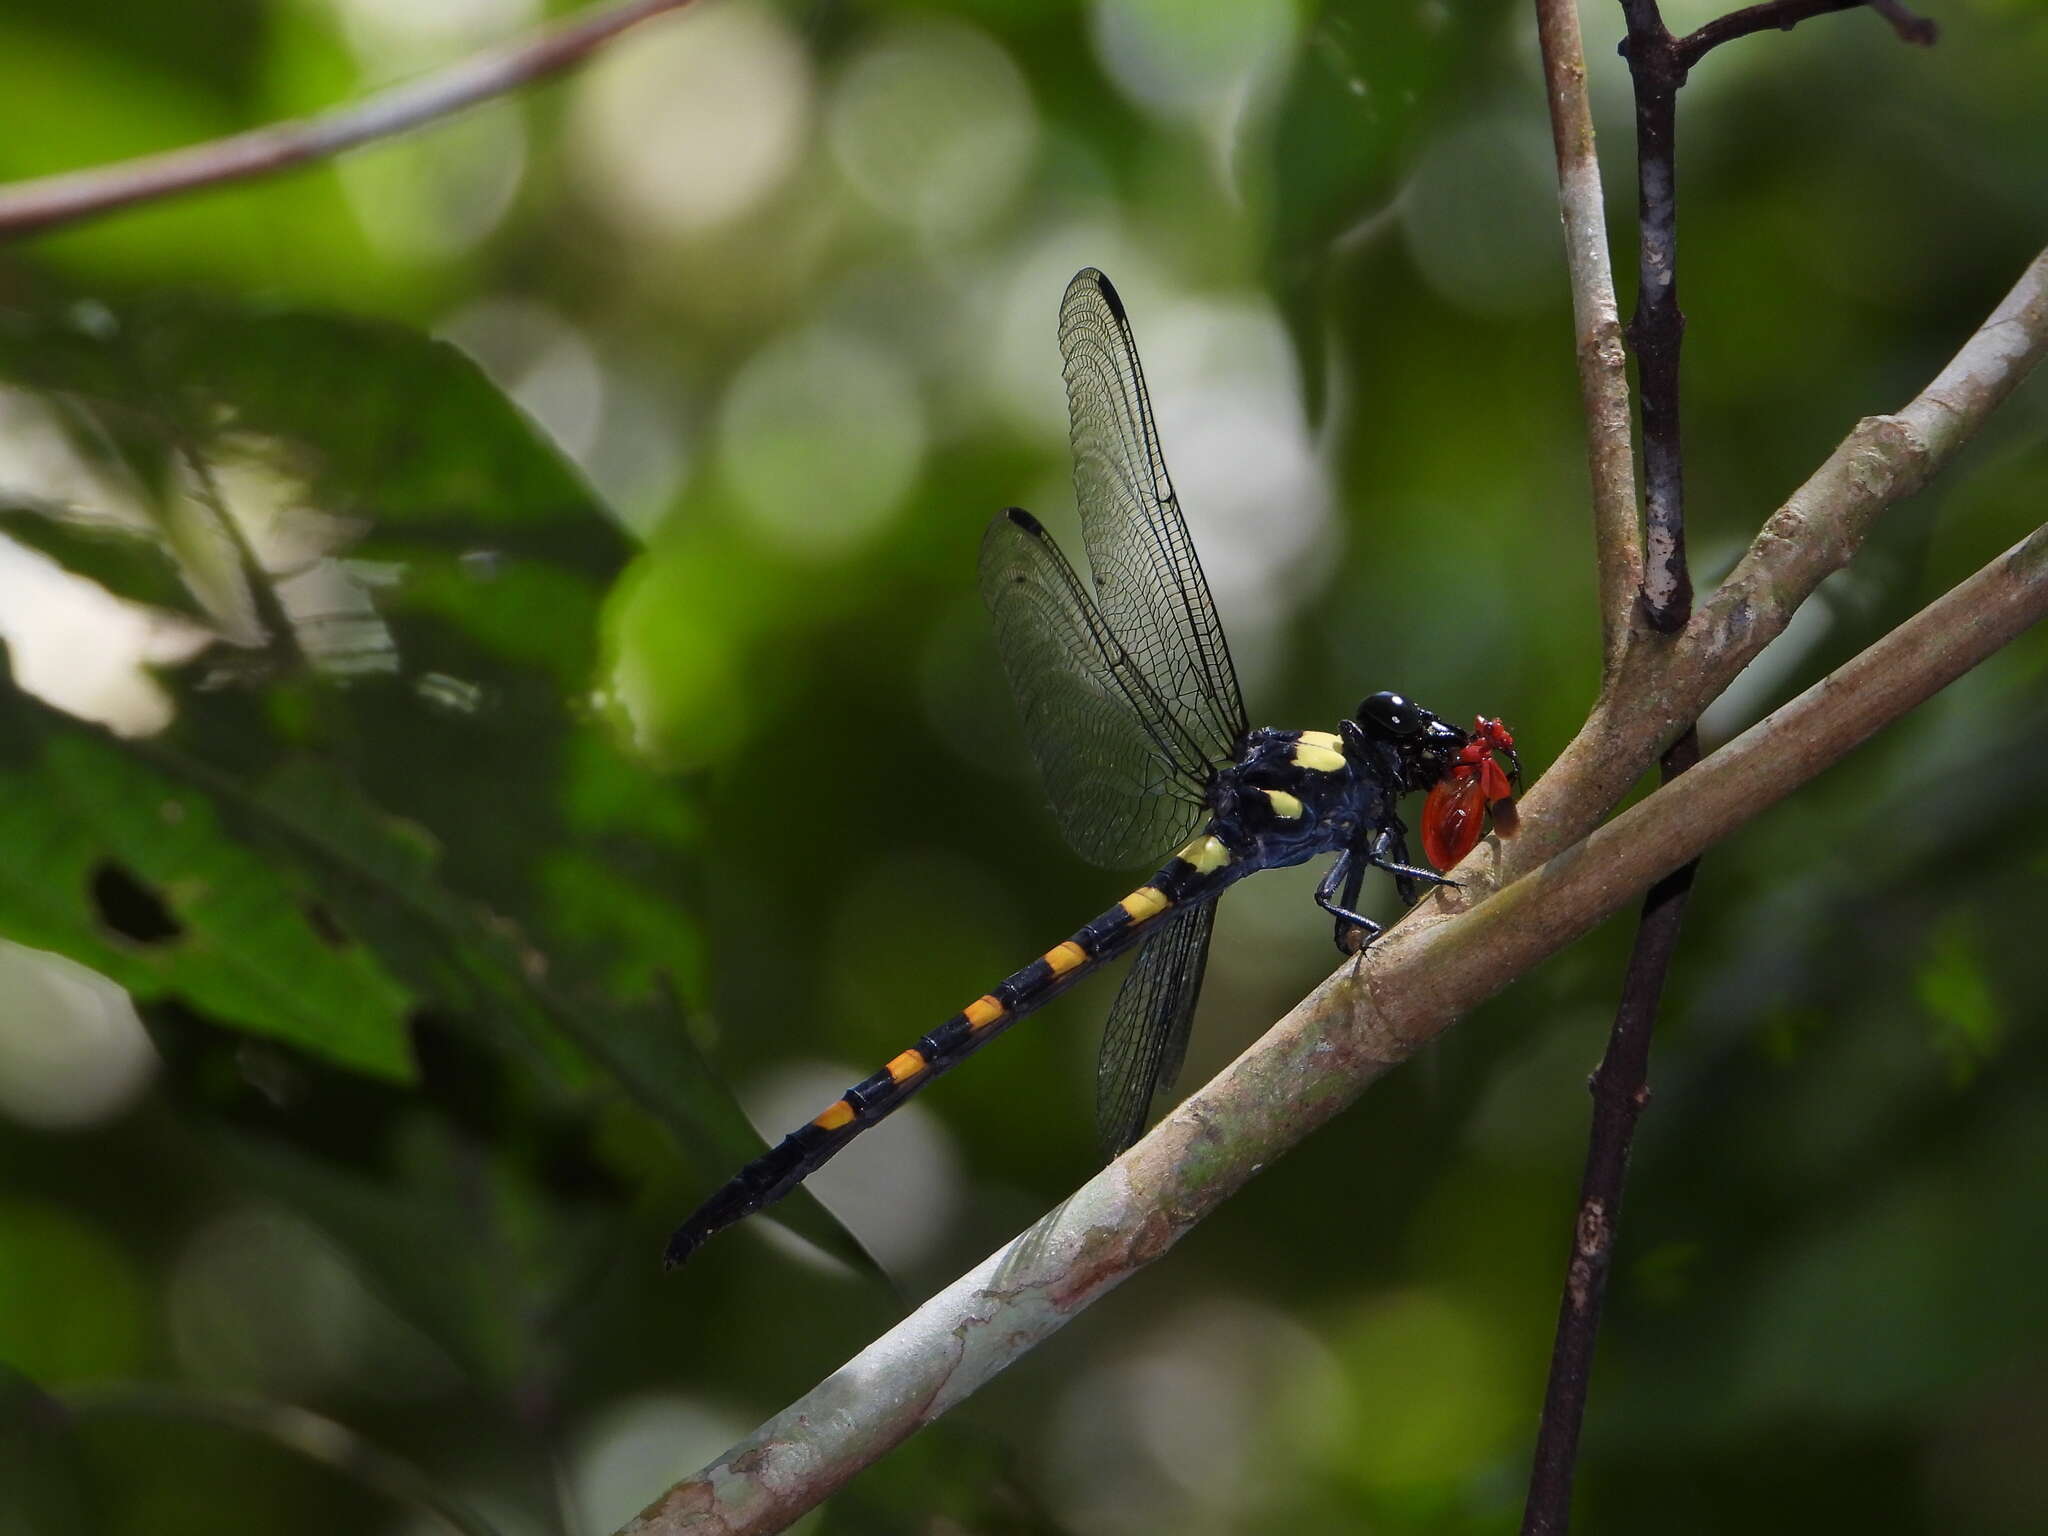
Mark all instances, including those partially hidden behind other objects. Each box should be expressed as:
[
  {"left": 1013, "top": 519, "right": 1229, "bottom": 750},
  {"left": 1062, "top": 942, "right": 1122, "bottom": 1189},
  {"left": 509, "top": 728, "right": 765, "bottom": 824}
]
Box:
[
  {"left": 1382, "top": 820, "right": 1424, "bottom": 906},
  {"left": 1316, "top": 849, "right": 1381, "bottom": 954},
  {"left": 1369, "top": 826, "right": 1459, "bottom": 893}
]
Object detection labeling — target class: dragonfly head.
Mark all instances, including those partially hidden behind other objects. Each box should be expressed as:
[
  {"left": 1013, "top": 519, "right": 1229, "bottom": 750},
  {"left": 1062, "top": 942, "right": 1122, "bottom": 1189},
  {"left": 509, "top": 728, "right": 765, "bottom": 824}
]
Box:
[{"left": 1352, "top": 691, "right": 1467, "bottom": 790}]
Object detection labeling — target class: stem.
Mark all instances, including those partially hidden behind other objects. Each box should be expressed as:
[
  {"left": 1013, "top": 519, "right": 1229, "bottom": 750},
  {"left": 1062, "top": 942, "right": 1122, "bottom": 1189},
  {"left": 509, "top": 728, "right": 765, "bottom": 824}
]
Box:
[
  {"left": 1525, "top": 6, "right": 1699, "bottom": 1523},
  {"left": 1521, "top": 5, "right": 1944, "bottom": 1526},
  {"left": 1520, "top": 729, "right": 1697, "bottom": 1536},
  {"left": 1677, "top": 0, "right": 1938, "bottom": 66},
  {"left": 1533, "top": 0, "right": 1642, "bottom": 678},
  {"left": 1620, "top": 3, "right": 1690, "bottom": 631},
  {"left": 0, "top": 0, "right": 706, "bottom": 240}
]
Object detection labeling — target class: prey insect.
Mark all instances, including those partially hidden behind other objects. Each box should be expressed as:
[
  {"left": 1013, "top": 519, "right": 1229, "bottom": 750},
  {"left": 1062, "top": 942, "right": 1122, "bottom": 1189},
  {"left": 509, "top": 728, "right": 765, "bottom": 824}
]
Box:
[{"left": 665, "top": 269, "right": 1519, "bottom": 1268}]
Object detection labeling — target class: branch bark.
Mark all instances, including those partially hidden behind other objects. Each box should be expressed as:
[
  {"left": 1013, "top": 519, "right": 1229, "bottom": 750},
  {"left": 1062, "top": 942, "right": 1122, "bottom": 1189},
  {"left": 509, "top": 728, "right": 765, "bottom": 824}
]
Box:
[
  {"left": 626, "top": 515, "right": 2048, "bottom": 1536},
  {"left": 1526, "top": 0, "right": 1706, "bottom": 1520},
  {"left": 1618, "top": 1, "right": 1692, "bottom": 631},
  {"left": 1501, "top": 243, "right": 2048, "bottom": 887},
  {"left": 1534, "top": 0, "right": 1641, "bottom": 677},
  {"left": 0, "top": 0, "right": 704, "bottom": 240}
]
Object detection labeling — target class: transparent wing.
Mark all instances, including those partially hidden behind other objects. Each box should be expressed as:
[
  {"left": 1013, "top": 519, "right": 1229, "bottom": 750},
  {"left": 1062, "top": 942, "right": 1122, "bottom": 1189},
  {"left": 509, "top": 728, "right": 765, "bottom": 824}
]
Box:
[
  {"left": 1096, "top": 899, "right": 1216, "bottom": 1158},
  {"left": 981, "top": 508, "right": 1210, "bottom": 869},
  {"left": 1060, "top": 268, "right": 1249, "bottom": 771}
]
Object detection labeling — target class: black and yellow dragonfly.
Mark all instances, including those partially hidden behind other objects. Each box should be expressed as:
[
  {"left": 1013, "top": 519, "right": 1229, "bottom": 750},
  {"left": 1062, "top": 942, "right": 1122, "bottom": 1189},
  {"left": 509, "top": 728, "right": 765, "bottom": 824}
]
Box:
[{"left": 665, "top": 269, "right": 1518, "bottom": 1268}]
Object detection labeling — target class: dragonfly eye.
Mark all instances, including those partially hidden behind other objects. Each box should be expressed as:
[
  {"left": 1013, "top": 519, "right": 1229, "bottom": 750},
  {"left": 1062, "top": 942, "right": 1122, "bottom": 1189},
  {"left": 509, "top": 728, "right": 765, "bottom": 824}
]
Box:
[{"left": 1357, "top": 691, "right": 1427, "bottom": 739}]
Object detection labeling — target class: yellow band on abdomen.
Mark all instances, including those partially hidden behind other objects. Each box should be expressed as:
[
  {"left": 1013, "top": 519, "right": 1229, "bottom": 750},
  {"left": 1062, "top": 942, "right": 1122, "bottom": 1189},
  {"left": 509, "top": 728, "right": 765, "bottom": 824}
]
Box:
[
  {"left": 813, "top": 1099, "right": 855, "bottom": 1131},
  {"left": 1043, "top": 940, "right": 1089, "bottom": 976},
  {"left": 1173, "top": 833, "right": 1233, "bottom": 874},
  {"left": 1121, "top": 886, "right": 1171, "bottom": 923}
]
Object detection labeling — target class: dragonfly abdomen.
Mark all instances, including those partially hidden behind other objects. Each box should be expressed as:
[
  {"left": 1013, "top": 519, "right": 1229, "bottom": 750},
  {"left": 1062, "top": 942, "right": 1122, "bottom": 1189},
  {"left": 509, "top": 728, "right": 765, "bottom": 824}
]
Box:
[{"left": 662, "top": 837, "right": 1240, "bottom": 1267}]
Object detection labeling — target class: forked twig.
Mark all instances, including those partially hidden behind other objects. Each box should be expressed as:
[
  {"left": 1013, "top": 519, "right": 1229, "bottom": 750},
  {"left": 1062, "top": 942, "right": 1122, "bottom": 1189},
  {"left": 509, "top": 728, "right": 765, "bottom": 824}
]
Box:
[{"left": 1522, "top": 6, "right": 1939, "bottom": 1527}]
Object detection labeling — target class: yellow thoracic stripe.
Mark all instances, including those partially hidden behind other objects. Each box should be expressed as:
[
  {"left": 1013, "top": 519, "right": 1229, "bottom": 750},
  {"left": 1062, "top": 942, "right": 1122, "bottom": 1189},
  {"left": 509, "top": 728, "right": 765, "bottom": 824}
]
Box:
[
  {"left": 885, "top": 1049, "right": 927, "bottom": 1083},
  {"left": 1043, "top": 940, "right": 1089, "bottom": 976},
  {"left": 813, "top": 1099, "right": 855, "bottom": 1131},
  {"left": 964, "top": 994, "right": 1006, "bottom": 1029},
  {"left": 1120, "top": 885, "right": 1171, "bottom": 923},
  {"left": 1291, "top": 739, "right": 1346, "bottom": 774},
  {"left": 1261, "top": 787, "right": 1305, "bottom": 819}
]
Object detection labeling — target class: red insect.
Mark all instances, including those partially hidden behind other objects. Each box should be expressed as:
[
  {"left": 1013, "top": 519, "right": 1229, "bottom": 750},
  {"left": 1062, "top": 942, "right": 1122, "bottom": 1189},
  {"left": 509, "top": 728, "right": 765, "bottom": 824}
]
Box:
[{"left": 1421, "top": 716, "right": 1520, "bottom": 871}]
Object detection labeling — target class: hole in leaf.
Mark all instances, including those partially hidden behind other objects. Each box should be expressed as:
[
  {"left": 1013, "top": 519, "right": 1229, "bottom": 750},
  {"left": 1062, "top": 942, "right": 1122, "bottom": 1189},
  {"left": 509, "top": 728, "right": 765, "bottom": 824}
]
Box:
[
  {"left": 90, "top": 862, "right": 184, "bottom": 945},
  {"left": 302, "top": 901, "right": 349, "bottom": 949}
]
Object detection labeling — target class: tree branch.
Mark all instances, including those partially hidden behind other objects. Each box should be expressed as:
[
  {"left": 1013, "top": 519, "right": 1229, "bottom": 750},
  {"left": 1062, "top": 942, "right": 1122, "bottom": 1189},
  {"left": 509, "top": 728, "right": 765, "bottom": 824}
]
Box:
[
  {"left": 0, "top": 0, "right": 704, "bottom": 241},
  {"left": 624, "top": 516, "right": 2048, "bottom": 1536},
  {"left": 1525, "top": 0, "right": 1706, "bottom": 1519},
  {"left": 1534, "top": 0, "right": 1641, "bottom": 678},
  {"left": 1520, "top": 724, "right": 1697, "bottom": 1536},
  {"left": 1676, "top": 0, "right": 1938, "bottom": 68},
  {"left": 1618, "top": 2, "right": 1691, "bottom": 631},
  {"left": 1502, "top": 242, "right": 2048, "bottom": 887}
]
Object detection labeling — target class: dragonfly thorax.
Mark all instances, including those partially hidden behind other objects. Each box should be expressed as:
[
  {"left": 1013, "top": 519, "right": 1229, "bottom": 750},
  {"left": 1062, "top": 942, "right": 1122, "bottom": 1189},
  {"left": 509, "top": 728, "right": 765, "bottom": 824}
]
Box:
[{"left": 1205, "top": 725, "right": 1402, "bottom": 873}]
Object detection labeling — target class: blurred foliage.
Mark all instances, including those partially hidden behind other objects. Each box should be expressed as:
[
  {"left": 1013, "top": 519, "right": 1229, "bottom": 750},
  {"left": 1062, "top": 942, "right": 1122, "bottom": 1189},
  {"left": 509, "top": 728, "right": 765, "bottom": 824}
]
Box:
[{"left": 1, "top": 2, "right": 2046, "bottom": 1535}]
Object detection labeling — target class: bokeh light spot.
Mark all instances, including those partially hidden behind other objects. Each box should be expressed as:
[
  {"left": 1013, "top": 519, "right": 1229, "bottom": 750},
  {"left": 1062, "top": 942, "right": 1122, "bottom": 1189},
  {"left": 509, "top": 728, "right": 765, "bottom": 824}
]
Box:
[
  {"left": 0, "top": 943, "right": 157, "bottom": 1130},
  {"left": 168, "top": 1206, "right": 458, "bottom": 1399},
  {"left": 827, "top": 18, "right": 1038, "bottom": 243},
  {"left": 337, "top": 101, "right": 527, "bottom": 262},
  {"left": 717, "top": 327, "right": 925, "bottom": 557},
  {"left": 568, "top": 3, "right": 811, "bottom": 241},
  {"left": 1089, "top": 0, "right": 1298, "bottom": 124},
  {"left": 1401, "top": 110, "right": 1564, "bottom": 315},
  {"left": 571, "top": 1394, "right": 751, "bottom": 1536}
]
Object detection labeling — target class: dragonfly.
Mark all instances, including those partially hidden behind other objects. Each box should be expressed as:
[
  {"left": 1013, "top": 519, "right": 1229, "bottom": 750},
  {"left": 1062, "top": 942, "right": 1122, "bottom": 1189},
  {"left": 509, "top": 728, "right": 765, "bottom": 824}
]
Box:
[{"left": 665, "top": 269, "right": 1519, "bottom": 1268}]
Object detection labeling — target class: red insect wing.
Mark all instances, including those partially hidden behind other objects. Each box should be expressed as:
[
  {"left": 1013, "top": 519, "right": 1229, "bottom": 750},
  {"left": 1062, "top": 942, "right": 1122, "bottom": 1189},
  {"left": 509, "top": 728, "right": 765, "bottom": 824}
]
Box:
[
  {"left": 1478, "top": 756, "right": 1515, "bottom": 805},
  {"left": 1422, "top": 771, "right": 1486, "bottom": 870}
]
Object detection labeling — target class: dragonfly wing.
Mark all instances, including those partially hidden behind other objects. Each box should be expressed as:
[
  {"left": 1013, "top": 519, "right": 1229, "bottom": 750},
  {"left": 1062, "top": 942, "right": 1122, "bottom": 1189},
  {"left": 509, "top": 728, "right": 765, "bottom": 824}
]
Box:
[
  {"left": 1059, "top": 268, "right": 1250, "bottom": 772},
  {"left": 1095, "top": 898, "right": 1217, "bottom": 1158},
  {"left": 981, "top": 507, "right": 1211, "bottom": 869}
]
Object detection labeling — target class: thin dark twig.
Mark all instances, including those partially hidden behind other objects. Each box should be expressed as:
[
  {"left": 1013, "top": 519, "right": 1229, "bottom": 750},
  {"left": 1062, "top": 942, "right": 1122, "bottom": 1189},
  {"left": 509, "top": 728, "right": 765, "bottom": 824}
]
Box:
[
  {"left": 1528, "top": 0, "right": 1700, "bottom": 1526},
  {"left": 1520, "top": 731, "right": 1697, "bottom": 1536},
  {"left": 1676, "top": 0, "right": 1938, "bottom": 68},
  {"left": 1620, "top": 3, "right": 1690, "bottom": 632},
  {"left": 1523, "top": 0, "right": 1938, "bottom": 1529},
  {"left": 0, "top": 0, "right": 704, "bottom": 240}
]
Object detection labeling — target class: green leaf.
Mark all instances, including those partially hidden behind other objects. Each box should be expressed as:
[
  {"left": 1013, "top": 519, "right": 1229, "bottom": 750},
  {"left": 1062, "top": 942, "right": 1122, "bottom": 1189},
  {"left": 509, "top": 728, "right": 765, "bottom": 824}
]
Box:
[
  {"left": 0, "top": 681, "right": 416, "bottom": 1081},
  {"left": 0, "top": 291, "right": 875, "bottom": 1273},
  {"left": 0, "top": 498, "right": 200, "bottom": 618}
]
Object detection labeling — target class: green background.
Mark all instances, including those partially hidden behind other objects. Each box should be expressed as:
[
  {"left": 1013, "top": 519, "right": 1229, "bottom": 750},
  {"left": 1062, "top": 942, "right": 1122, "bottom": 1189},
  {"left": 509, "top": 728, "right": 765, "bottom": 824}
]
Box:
[{"left": 1, "top": 1, "right": 2045, "bottom": 1533}]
